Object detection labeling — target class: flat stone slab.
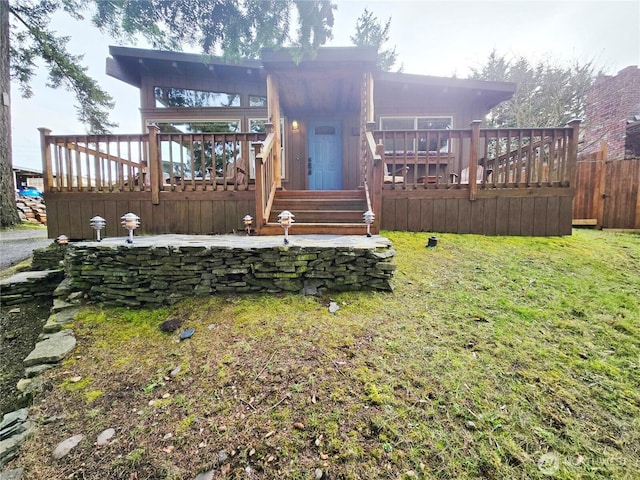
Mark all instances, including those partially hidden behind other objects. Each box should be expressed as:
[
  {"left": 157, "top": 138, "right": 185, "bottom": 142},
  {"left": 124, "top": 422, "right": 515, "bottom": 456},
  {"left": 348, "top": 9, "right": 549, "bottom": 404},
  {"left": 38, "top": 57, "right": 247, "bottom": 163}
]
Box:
[
  {"left": 43, "top": 307, "right": 82, "bottom": 333},
  {"left": 0, "top": 269, "right": 61, "bottom": 286},
  {"left": 0, "top": 468, "right": 24, "bottom": 480},
  {"left": 74, "top": 234, "right": 392, "bottom": 250},
  {"left": 52, "top": 434, "right": 83, "bottom": 459},
  {"left": 23, "top": 330, "right": 76, "bottom": 367}
]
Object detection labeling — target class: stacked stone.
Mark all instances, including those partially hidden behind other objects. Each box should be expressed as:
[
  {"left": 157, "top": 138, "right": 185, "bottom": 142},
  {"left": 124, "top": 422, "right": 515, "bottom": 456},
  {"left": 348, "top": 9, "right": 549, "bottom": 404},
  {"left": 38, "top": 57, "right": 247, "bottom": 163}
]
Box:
[
  {"left": 0, "top": 270, "right": 64, "bottom": 306},
  {"left": 65, "top": 242, "right": 396, "bottom": 307},
  {"left": 31, "top": 244, "right": 66, "bottom": 271},
  {"left": 0, "top": 409, "right": 32, "bottom": 467}
]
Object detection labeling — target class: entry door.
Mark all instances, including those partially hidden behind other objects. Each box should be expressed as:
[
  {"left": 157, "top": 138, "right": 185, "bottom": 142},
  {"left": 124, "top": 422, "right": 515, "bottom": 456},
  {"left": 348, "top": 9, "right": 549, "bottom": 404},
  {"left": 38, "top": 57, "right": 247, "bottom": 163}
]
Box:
[{"left": 308, "top": 121, "right": 342, "bottom": 190}]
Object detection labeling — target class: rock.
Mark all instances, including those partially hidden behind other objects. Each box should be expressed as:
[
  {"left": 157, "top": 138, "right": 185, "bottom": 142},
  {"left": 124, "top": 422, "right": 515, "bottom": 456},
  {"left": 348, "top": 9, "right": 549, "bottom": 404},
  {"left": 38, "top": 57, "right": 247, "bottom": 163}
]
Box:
[
  {"left": 159, "top": 318, "right": 182, "bottom": 333},
  {"left": 293, "top": 422, "right": 305, "bottom": 430},
  {"left": 0, "top": 409, "right": 28, "bottom": 435},
  {"left": 15, "top": 379, "right": 31, "bottom": 393},
  {"left": 328, "top": 302, "right": 339, "bottom": 314},
  {"left": 8, "top": 308, "right": 20, "bottom": 314},
  {"left": 96, "top": 428, "right": 115, "bottom": 446},
  {"left": 169, "top": 365, "right": 182, "bottom": 377},
  {"left": 315, "top": 468, "right": 324, "bottom": 479},
  {"left": 194, "top": 470, "right": 214, "bottom": 480},
  {"left": 24, "top": 364, "right": 55, "bottom": 378},
  {"left": 23, "top": 330, "right": 76, "bottom": 367},
  {"left": 217, "top": 449, "right": 229, "bottom": 463},
  {"left": 43, "top": 307, "right": 81, "bottom": 333},
  {"left": 464, "top": 420, "right": 477, "bottom": 430},
  {"left": 52, "top": 434, "right": 83, "bottom": 459},
  {"left": 0, "top": 423, "right": 33, "bottom": 465},
  {"left": 0, "top": 467, "right": 24, "bottom": 480}
]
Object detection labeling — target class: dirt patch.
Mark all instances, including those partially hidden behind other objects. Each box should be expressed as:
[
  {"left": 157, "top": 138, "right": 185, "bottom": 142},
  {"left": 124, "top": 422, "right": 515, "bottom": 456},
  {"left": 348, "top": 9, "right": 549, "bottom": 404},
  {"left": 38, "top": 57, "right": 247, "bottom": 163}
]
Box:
[{"left": 0, "top": 302, "right": 51, "bottom": 415}]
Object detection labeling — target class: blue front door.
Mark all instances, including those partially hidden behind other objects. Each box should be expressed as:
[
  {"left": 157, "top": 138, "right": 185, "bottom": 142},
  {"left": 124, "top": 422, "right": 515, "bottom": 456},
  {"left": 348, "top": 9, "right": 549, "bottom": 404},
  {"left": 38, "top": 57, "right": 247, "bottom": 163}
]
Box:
[{"left": 308, "top": 121, "right": 342, "bottom": 190}]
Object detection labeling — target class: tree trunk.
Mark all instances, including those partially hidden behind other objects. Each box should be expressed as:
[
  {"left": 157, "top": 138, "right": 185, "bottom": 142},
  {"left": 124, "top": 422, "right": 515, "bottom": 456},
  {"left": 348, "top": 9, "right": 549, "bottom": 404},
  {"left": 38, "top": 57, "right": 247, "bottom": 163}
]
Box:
[{"left": 0, "top": 0, "right": 20, "bottom": 227}]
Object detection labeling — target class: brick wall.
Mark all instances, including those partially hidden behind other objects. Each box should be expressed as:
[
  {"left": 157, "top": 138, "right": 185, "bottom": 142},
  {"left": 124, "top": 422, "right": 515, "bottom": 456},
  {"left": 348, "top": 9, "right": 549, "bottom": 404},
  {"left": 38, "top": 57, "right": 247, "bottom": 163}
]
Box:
[{"left": 581, "top": 66, "right": 640, "bottom": 159}]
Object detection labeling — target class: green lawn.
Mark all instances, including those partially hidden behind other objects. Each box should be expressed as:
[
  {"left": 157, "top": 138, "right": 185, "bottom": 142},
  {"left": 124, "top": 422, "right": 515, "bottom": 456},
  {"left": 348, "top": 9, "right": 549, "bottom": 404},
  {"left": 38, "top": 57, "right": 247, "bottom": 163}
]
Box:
[{"left": 13, "top": 229, "right": 640, "bottom": 479}]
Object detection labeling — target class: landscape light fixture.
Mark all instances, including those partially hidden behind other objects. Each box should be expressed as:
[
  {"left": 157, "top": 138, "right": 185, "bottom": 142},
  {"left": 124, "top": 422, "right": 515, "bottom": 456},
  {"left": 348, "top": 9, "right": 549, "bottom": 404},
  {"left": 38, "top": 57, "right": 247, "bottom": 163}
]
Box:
[
  {"left": 243, "top": 214, "right": 253, "bottom": 236},
  {"left": 90, "top": 216, "right": 106, "bottom": 241},
  {"left": 277, "top": 210, "right": 295, "bottom": 245},
  {"left": 120, "top": 213, "right": 140, "bottom": 244},
  {"left": 363, "top": 210, "right": 375, "bottom": 237},
  {"left": 55, "top": 235, "right": 69, "bottom": 246}
]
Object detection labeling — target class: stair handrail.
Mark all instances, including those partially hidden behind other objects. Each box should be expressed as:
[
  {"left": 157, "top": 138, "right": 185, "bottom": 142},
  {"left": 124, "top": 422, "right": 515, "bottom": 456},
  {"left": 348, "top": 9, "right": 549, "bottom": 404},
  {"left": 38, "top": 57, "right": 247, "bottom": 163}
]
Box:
[
  {"left": 364, "top": 129, "right": 383, "bottom": 231},
  {"left": 253, "top": 131, "right": 277, "bottom": 231}
]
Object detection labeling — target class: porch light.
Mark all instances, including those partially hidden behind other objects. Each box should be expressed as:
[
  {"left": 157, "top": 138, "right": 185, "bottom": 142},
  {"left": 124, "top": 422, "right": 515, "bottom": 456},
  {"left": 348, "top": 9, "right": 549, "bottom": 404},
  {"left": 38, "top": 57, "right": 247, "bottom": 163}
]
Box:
[
  {"left": 291, "top": 120, "right": 299, "bottom": 131},
  {"left": 90, "top": 216, "right": 106, "bottom": 241},
  {"left": 120, "top": 212, "right": 140, "bottom": 244},
  {"left": 55, "top": 235, "right": 69, "bottom": 246},
  {"left": 363, "top": 210, "right": 375, "bottom": 237},
  {"left": 243, "top": 214, "right": 253, "bottom": 236},
  {"left": 277, "top": 210, "right": 295, "bottom": 245}
]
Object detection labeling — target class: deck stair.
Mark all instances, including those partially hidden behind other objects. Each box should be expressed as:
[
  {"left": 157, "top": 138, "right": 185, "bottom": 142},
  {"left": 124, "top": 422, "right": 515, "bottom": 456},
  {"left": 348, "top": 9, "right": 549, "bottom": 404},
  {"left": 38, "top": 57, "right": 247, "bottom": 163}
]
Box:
[{"left": 259, "top": 190, "right": 372, "bottom": 235}]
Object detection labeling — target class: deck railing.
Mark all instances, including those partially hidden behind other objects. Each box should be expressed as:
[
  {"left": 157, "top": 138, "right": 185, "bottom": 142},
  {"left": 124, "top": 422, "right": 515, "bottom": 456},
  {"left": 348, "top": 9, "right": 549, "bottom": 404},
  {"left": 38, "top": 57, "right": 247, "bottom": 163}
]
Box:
[
  {"left": 39, "top": 127, "right": 267, "bottom": 200},
  {"left": 253, "top": 131, "right": 277, "bottom": 229},
  {"left": 372, "top": 120, "right": 581, "bottom": 198}
]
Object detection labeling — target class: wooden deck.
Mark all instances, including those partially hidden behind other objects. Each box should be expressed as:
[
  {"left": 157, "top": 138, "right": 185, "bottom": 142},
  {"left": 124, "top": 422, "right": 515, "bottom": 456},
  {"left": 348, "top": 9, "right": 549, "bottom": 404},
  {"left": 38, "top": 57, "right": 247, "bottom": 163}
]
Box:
[{"left": 40, "top": 120, "right": 581, "bottom": 239}]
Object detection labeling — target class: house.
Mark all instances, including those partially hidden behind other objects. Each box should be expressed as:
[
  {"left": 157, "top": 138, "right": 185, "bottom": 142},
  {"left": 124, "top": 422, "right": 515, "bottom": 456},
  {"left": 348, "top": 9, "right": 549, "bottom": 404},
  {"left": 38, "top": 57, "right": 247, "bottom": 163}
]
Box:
[{"left": 40, "top": 46, "right": 580, "bottom": 239}]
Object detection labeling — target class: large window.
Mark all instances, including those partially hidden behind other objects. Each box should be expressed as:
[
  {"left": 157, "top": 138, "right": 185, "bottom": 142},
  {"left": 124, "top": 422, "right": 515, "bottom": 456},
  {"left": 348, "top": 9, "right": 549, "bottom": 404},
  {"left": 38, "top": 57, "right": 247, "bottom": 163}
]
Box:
[
  {"left": 249, "top": 118, "right": 286, "bottom": 179},
  {"left": 154, "top": 87, "right": 241, "bottom": 108},
  {"left": 151, "top": 120, "right": 242, "bottom": 179},
  {"left": 380, "top": 116, "right": 453, "bottom": 152}
]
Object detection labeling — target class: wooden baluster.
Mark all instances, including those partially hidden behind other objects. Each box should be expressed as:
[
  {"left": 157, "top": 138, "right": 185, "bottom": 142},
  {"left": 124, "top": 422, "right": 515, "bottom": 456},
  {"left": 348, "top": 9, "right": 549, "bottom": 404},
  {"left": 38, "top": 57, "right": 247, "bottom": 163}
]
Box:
[
  {"left": 147, "top": 125, "right": 160, "bottom": 204},
  {"left": 468, "top": 120, "right": 481, "bottom": 201}
]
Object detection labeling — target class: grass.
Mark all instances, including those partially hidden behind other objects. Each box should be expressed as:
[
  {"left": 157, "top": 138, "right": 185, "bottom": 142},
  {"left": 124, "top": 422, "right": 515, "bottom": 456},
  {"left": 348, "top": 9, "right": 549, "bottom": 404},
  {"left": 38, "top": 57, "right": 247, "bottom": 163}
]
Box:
[{"left": 11, "top": 229, "right": 640, "bottom": 479}]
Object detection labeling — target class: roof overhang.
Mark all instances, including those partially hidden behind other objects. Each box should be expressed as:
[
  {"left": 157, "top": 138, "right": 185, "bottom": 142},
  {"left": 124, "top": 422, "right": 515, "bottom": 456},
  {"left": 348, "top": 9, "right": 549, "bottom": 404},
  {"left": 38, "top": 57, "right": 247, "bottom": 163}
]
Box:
[
  {"left": 377, "top": 71, "right": 516, "bottom": 110},
  {"left": 106, "top": 46, "right": 264, "bottom": 88}
]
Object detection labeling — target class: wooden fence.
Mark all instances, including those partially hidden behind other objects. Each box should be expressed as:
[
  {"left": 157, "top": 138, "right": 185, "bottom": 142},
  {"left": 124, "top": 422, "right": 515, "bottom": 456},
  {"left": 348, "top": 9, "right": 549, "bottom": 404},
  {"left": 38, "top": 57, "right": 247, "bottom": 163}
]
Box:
[{"left": 573, "top": 146, "right": 640, "bottom": 229}]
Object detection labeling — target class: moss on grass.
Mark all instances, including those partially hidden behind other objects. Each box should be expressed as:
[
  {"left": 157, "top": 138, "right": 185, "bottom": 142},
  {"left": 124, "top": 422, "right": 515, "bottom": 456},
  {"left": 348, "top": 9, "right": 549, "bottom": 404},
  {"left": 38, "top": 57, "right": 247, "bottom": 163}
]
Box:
[{"left": 11, "top": 229, "right": 640, "bottom": 479}]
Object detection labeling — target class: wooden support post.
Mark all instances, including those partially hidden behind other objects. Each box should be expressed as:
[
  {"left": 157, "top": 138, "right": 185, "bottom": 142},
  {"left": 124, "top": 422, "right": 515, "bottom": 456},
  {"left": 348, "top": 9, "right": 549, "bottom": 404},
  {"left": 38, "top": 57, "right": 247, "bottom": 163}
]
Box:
[
  {"left": 266, "top": 74, "right": 282, "bottom": 188},
  {"left": 366, "top": 72, "right": 374, "bottom": 125},
  {"left": 373, "top": 143, "right": 384, "bottom": 230},
  {"left": 468, "top": 120, "right": 481, "bottom": 201},
  {"left": 566, "top": 118, "right": 581, "bottom": 188},
  {"left": 253, "top": 142, "right": 264, "bottom": 229},
  {"left": 147, "top": 124, "right": 160, "bottom": 205},
  {"left": 39, "top": 128, "right": 53, "bottom": 193}
]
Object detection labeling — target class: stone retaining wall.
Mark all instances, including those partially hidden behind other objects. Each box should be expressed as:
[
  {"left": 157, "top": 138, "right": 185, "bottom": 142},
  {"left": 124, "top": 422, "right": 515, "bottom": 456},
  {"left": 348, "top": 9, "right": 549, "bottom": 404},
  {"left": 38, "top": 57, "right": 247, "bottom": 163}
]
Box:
[
  {"left": 65, "top": 235, "right": 396, "bottom": 307},
  {"left": 0, "top": 270, "right": 64, "bottom": 306}
]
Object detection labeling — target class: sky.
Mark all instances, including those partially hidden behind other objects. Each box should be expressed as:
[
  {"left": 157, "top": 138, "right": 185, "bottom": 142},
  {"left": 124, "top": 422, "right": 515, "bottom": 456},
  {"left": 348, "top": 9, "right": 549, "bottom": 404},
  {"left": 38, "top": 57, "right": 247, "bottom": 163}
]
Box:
[{"left": 10, "top": 0, "right": 640, "bottom": 171}]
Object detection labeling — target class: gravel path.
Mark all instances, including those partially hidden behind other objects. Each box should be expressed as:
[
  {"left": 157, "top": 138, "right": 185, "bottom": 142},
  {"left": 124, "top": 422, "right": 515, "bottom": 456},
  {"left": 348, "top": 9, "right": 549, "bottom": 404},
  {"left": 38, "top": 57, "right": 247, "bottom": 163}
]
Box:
[{"left": 0, "top": 227, "right": 52, "bottom": 271}]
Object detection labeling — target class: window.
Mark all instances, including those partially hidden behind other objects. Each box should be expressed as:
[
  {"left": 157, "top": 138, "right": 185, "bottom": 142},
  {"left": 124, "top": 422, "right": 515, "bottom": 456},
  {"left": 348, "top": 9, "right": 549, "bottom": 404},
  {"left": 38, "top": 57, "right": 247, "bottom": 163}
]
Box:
[
  {"left": 154, "top": 87, "right": 240, "bottom": 108},
  {"left": 249, "top": 118, "right": 286, "bottom": 179},
  {"left": 249, "top": 95, "right": 267, "bottom": 107},
  {"left": 151, "top": 120, "right": 241, "bottom": 179},
  {"left": 380, "top": 116, "right": 452, "bottom": 152}
]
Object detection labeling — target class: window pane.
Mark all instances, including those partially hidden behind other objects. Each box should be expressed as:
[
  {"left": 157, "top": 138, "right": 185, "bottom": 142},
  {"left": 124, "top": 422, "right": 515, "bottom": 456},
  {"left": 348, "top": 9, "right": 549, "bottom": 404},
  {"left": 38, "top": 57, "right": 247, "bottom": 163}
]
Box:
[
  {"left": 154, "top": 87, "right": 240, "bottom": 108},
  {"left": 154, "top": 121, "right": 241, "bottom": 179},
  {"left": 249, "top": 95, "right": 267, "bottom": 107},
  {"left": 417, "top": 118, "right": 451, "bottom": 130},
  {"left": 381, "top": 118, "right": 414, "bottom": 130}
]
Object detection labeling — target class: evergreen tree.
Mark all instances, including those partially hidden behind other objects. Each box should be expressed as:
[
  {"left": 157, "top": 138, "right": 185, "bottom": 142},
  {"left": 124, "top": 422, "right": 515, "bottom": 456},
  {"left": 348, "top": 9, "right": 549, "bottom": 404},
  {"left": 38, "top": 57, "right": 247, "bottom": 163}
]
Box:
[
  {"left": 350, "top": 8, "right": 400, "bottom": 72},
  {"left": 470, "top": 50, "right": 595, "bottom": 128}
]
